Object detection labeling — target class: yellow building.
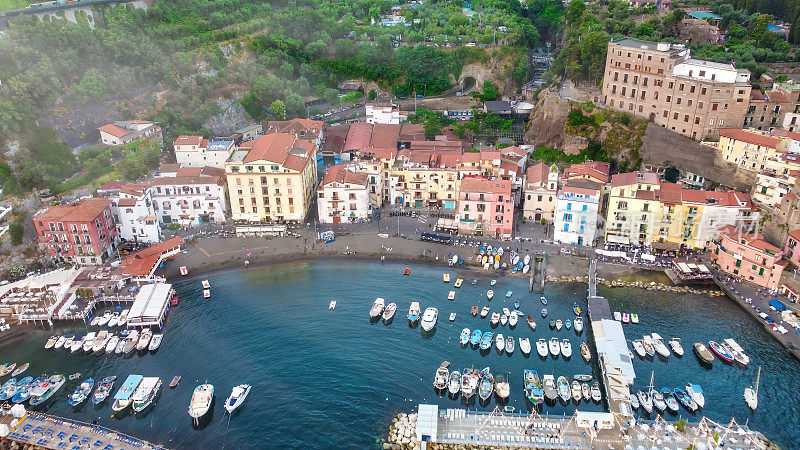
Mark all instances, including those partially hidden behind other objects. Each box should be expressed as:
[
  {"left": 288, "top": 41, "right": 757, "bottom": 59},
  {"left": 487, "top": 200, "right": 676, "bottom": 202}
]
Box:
[
  {"left": 225, "top": 133, "right": 317, "bottom": 223},
  {"left": 718, "top": 128, "right": 785, "bottom": 173},
  {"left": 605, "top": 171, "right": 661, "bottom": 245}
]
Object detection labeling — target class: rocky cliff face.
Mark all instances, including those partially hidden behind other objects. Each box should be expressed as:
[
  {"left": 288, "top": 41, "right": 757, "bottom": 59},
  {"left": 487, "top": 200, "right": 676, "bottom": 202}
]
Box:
[{"left": 523, "top": 88, "right": 571, "bottom": 149}]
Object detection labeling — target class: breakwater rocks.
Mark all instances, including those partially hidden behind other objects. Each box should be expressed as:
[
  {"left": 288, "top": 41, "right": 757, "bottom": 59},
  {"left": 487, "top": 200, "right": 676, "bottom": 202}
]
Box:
[
  {"left": 545, "top": 275, "right": 725, "bottom": 297},
  {"left": 385, "top": 413, "right": 419, "bottom": 449}
]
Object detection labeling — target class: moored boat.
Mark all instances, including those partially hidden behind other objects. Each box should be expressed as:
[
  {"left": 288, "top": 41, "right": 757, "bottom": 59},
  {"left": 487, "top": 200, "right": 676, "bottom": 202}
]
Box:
[
  {"left": 542, "top": 374, "right": 557, "bottom": 401},
  {"left": 560, "top": 339, "right": 572, "bottom": 358},
  {"left": 500, "top": 314, "right": 507, "bottom": 326},
  {"left": 486, "top": 290, "right": 494, "bottom": 300},
  {"left": 478, "top": 370, "right": 494, "bottom": 401},
  {"left": 574, "top": 317, "right": 583, "bottom": 333},
  {"left": 470, "top": 329, "right": 482, "bottom": 346},
  {"left": 29, "top": 374, "right": 66, "bottom": 407},
  {"left": 632, "top": 339, "right": 646, "bottom": 358},
  {"left": 82, "top": 332, "right": 97, "bottom": 353},
  {"left": 708, "top": 340, "right": 733, "bottom": 362},
  {"left": 92, "top": 376, "right": 116, "bottom": 405},
  {"left": 136, "top": 329, "right": 153, "bottom": 352},
  {"left": 471, "top": 305, "right": 478, "bottom": 316},
  {"left": 580, "top": 342, "right": 591, "bottom": 362},
  {"left": 112, "top": 374, "right": 143, "bottom": 412},
  {"left": 44, "top": 335, "right": 58, "bottom": 349},
  {"left": 490, "top": 312, "right": 500, "bottom": 326},
  {"left": 555, "top": 319, "right": 562, "bottom": 331},
  {"left": 369, "top": 298, "right": 385, "bottom": 319},
  {"left": 54, "top": 335, "right": 68, "bottom": 349},
  {"left": 480, "top": 306, "right": 490, "bottom": 318},
  {"left": 641, "top": 336, "right": 655, "bottom": 357},
  {"left": 454, "top": 278, "right": 463, "bottom": 288},
  {"left": 433, "top": 362, "right": 450, "bottom": 390},
  {"left": 526, "top": 315, "right": 536, "bottom": 331},
  {"left": 0, "top": 378, "right": 18, "bottom": 401},
  {"left": 123, "top": 330, "right": 139, "bottom": 354},
  {"left": 686, "top": 383, "right": 705, "bottom": 408},
  {"left": 541, "top": 308, "right": 547, "bottom": 318},
  {"left": 650, "top": 333, "right": 671, "bottom": 357},
  {"left": 581, "top": 383, "right": 590, "bottom": 402},
  {"left": 69, "top": 378, "right": 95, "bottom": 407},
  {"left": 11, "top": 363, "right": 28, "bottom": 377},
  {"left": 661, "top": 388, "right": 679, "bottom": 412},
  {"left": 613, "top": 311, "right": 621, "bottom": 321},
  {"left": 540, "top": 296, "right": 547, "bottom": 305},
  {"left": 495, "top": 333, "right": 505, "bottom": 353},
  {"left": 224, "top": 384, "right": 251, "bottom": 414},
  {"left": 693, "top": 342, "right": 714, "bottom": 363},
  {"left": 573, "top": 374, "right": 593, "bottom": 382},
  {"left": 461, "top": 328, "right": 472, "bottom": 346},
  {"left": 536, "top": 339, "right": 548, "bottom": 358},
  {"left": 505, "top": 336, "right": 515, "bottom": 354},
  {"left": 188, "top": 383, "right": 214, "bottom": 424},
  {"left": 407, "top": 302, "right": 421, "bottom": 324},
  {"left": 460, "top": 368, "right": 478, "bottom": 399},
  {"left": 523, "top": 370, "right": 544, "bottom": 405},
  {"left": 508, "top": 312, "right": 518, "bottom": 328},
  {"left": 149, "top": 334, "right": 163, "bottom": 351},
  {"left": 637, "top": 389, "right": 653, "bottom": 414},
  {"left": 557, "top": 376, "right": 570, "bottom": 403},
  {"left": 674, "top": 387, "right": 698, "bottom": 412},
  {"left": 118, "top": 309, "right": 129, "bottom": 327},
  {"left": 447, "top": 291, "right": 455, "bottom": 301},
  {"left": 421, "top": 307, "right": 438, "bottom": 332},
  {"left": 479, "top": 332, "right": 493, "bottom": 351},
  {"left": 572, "top": 303, "right": 581, "bottom": 315},
  {"left": 448, "top": 371, "right": 460, "bottom": 396},
  {"left": 91, "top": 330, "right": 110, "bottom": 354},
  {"left": 565, "top": 319, "right": 572, "bottom": 330},
  {"left": 669, "top": 338, "right": 684, "bottom": 356},
  {"left": 723, "top": 338, "right": 749, "bottom": 366},
  {"left": 548, "top": 337, "right": 560, "bottom": 357},
  {"left": 105, "top": 335, "right": 120, "bottom": 354},
  {"left": 61, "top": 335, "right": 74, "bottom": 351},
  {"left": 70, "top": 333, "right": 86, "bottom": 353},
  {"left": 591, "top": 382, "right": 602, "bottom": 402},
  {"left": 744, "top": 365, "right": 760, "bottom": 410},
  {"left": 443, "top": 273, "right": 450, "bottom": 283},
  {"left": 519, "top": 337, "right": 531, "bottom": 356},
  {"left": 108, "top": 312, "right": 120, "bottom": 327},
  {"left": 494, "top": 372, "right": 510, "bottom": 400},
  {"left": 382, "top": 303, "right": 397, "bottom": 322},
  {"left": 169, "top": 376, "right": 181, "bottom": 389}
]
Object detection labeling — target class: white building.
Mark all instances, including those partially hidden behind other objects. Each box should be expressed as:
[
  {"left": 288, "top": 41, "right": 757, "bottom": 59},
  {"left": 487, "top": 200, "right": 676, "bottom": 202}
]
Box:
[
  {"left": 553, "top": 181, "right": 601, "bottom": 246},
  {"left": 317, "top": 164, "right": 371, "bottom": 223},
  {"left": 98, "top": 120, "right": 161, "bottom": 146},
  {"left": 365, "top": 103, "right": 408, "bottom": 125},
  {"left": 173, "top": 136, "right": 234, "bottom": 169},
  {"left": 523, "top": 162, "right": 559, "bottom": 222},
  {"left": 101, "top": 183, "right": 162, "bottom": 244},
  {"left": 150, "top": 167, "right": 228, "bottom": 226}
]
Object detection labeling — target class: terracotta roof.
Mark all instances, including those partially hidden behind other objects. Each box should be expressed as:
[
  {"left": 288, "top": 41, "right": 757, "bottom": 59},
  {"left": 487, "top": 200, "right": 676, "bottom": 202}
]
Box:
[
  {"left": 176, "top": 167, "right": 202, "bottom": 177},
  {"left": 361, "top": 147, "right": 398, "bottom": 160},
  {"left": 460, "top": 177, "right": 512, "bottom": 194},
  {"left": 561, "top": 184, "right": 599, "bottom": 196},
  {"left": 771, "top": 128, "right": 800, "bottom": 141},
  {"left": 370, "top": 124, "right": 401, "bottom": 149},
  {"left": 611, "top": 171, "right": 659, "bottom": 188},
  {"left": 266, "top": 118, "right": 324, "bottom": 138},
  {"left": 239, "top": 133, "right": 315, "bottom": 171},
  {"left": 656, "top": 182, "right": 683, "bottom": 204},
  {"left": 717, "top": 225, "right": 781, "bottom": 254},
  {"left": 120, "top": 237, "right": 184, "bottom": 277},
  {"left": 320, "top": 164, "right": 369, "bottom": 187},
  {"left": 526, "top": 163, "right": 549, "bottom": 187},
  {"left": 788, "top": 229, "right": 800, "bottom": 243},
  {"left": 35, "top": 198, "right": 111, "bottom": 223},
  {"left": 720, "top": 129, "right": 781, "bottom": 148},
  {"left": 173, "top": 135, "right": 203, "bottom": 146},
  {"left": 117, "top": 198, "right": 138, "bottom": 207},
  {"left": 343, "top": 122, "right": 373, "bottom": 152},
  {"left": 563, "top": 160, "right": 611, "bottom": 183},
  {"left": 97, "top": 181, "right": 131, "bottom": 192},
  {"left": 159, "top": 164, "right": 180, "bottom": 174},
  {"left": 409, "top": 140, "right": 464, "bottom": 153},
  {"left": 98, "top": 124, "right": 130, "bottom": 138},
  {"left": 767, "top": 90, "right": 789, "bottom": 103},
  {"left": 399, "top": 123, "right": 426, "bottom": 142}
]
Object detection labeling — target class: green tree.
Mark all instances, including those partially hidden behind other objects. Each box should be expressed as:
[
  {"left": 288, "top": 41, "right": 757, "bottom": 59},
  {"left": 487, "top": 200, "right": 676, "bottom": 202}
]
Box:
[
  {"left": 368, "top": 89, "right": 377, "bottom": 101},
  {"left": 269, "top": 99, "right": 286, "bottom": 120},
  {"left": 8, "top": 220, "right": 24, "bottom": 246},
  {"left": 566, "top": 0, "right": 586, "bottom": 24}
]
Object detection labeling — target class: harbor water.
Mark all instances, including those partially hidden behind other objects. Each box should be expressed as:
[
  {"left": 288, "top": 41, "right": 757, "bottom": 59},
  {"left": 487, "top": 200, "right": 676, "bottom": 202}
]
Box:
[{"left": 1, "top": 260, "right": 798, "bottom": 448}]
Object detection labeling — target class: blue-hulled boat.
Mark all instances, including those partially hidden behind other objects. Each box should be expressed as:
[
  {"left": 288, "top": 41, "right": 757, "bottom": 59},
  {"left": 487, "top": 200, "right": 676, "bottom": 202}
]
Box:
[
  {"left": 565, "top": 319, "right": 572, "bottom": 330},
  {"left": 708, "top": 340, "right": 734, "bottom": 363},
  {"left": 68, "top": 378, "right": 94, "bottom": 407},
  {"left": 573, "top": 303, "right": 581, "bottom": 316},
  {"left": 673, "top": 387, "right": 698, "bottom": 411},
  {"left": 514, "top": 300, "right": 520, "bottom": 309},
  {"left": 470, "top": 329, "right": 482, "bottom": 346},
  {"left": 0, "top": 377, "right": 17, "bottom": 401},
  {"left": 13, "top": 375, "right": 44, "bottom": 404},
  {"left": 480, "top": 331, "right": 493, "bottom": 350},
  {"left": 505, "top": 291, "right": 513, "bottom": 298}
]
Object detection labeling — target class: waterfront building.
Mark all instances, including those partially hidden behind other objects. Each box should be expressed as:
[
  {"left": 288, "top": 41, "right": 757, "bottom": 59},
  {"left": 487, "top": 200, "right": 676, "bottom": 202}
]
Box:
[
  {"left": 711, "top": 225, "right": 785, "bottom": 290},
  {"left": 225, "top": 133, "right": 317, "bottom": 223},
  {"left": 605, "top": 171, "right": 661, "bottom": 246},
  {"left": 456, "top": 178, "right": 514, "bottom": 239},
  {"left": 523, "top": 163, "right": 559, "bottom": 222},
  {"left": 149, "top": 166, "right": 228, "bottom": 226},
  {"left": 601, "top": 38, "right": 751, "bottom": 141},
  {"left": 106, "top": 183, "right": 161, "bottom": 244},
  {"left": 785, "top": 230, "right": 800, "bottom": 268},
  {"left": 98, "top": 120, "right": 161, "bottom": 146},
  {"left": 116, "top": 237, "right": 184, "bottom": 282},
  {"left": 553, "top": 180, "right": 601, "bottom": 246},
  {"left": 33, "top": 198, "right": 118, "bottom": 265},
  {"left": 317, "top": 164, "right": 371, "bottom": 223},
  {"left": 174, "top": 136, "right": 234, "bottom": 169}
]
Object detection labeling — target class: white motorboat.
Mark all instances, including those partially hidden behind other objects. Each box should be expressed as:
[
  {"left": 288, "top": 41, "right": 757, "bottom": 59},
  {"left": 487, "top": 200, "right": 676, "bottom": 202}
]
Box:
[
  {"left": 107, "top": 312, "right": 120, "bottom": 328},
  {"left": 188, "top": 383, "right": 214, "bottom": 425},
  {"left": 117, "top": 309, "right": 129, "bottom": 327},
  {"left": 724, "top": 338, "right": 750, "bottom": 366},
  {"left": 505, "top": 336, "right": 515, "bottom": 354},
  {"left": 408, "top": 302, "right": 421, "bottom": 324},
  {"left": 508, "top": 312, "right": 518, "bottom": 328},
  {"left": 669, "top": 338, "right": 684, "bottom": 356},
  {"left": 122, "top": 329, "right": 139, "bottom": 354},
  {"left": 459, "top": 328, "right": 470, "bottom": 346},
  {"left": 131, "top": 377, "right": 162, "bottom": 414},
  {"left": 650, "top": 333, "right": 671, "bottom": 357},
  {"left": 224, "top": 384, "right": 251, "bottom": 414},
  {"left": 613, "top": 311, "right": 621, "bottom": 321},
  {"left": 448, "top": 371, "right": 460, "bottom": 395},
  {"left": 500, "top": 314, "right": 508, "bottom": 326},
  {"left": 70, "top": 334, "right": 85, "bottom": 353},
  {"left": 744, "top": 365, "right": 760, "bottom": 410},
  {"left": 114, "top": 333, "right": 128, "bottom": 354},
  {"left": 523, "top": 255, "right": 531, "bottom": 265},
  {"left": 486, "top": 290, "right": 494, "bottom": 300},
  {"left": 560, "top": 339, "right": 572, "bottom": 358},
  {"left": 502, "top": 307, "right": 511, "bottom": 316},
  {"left": 447, "top": 291, "right": 455, "bottom": 301},
  {"left": 548, "top": 337, "right": 560, "bottom": 357},
  {"left": 632, "top": 339, "right": 646, "bottom": 357},
  {"left": 449, "top": 312, "right": 456, "bottom": 322},
  {"left": 54, "top": 335, "right": 67, "bottom": 350},
  {"left": 574, "top": 317, "right": 584, "bottom": 333},
  {"left": 92, "top": 330, "right": 110, "bottom": 354},
  {"left": 555, "top": 319, "right": 562, "bottom": 331},
  {"left": 519, "top": 337, "right": 531, "bottom": 355},
  {"left": 382, "top": 302, "right": 397, "bottom": 322},
  {"left": 149, "top": 334, "right": 163, "bottom": 351},
  {"left": 421, "top": 307, "right": 438, "bottom": 332},
  {"left": 96, "top": 311, "right": 113, "bottom": 327},
  {"left": 329, "top": 300, "right": 336, "bottom": 310},
  {"left": 105, "top": 335, "right": 119, "bottom": 354},
  {"left": 490, "top": 312, "right": 500, "bottom": 326},
  {"left": 44, "top": 335, "right": 58, "bottom": 349},
  {"left": 652, "top": 388, "right": 666, "bottom": 411},
  {"left": 443, "top": 273, "right": 450, "bottom": 283},
  {"left": 480, "top": 306, "right": 490, "bottom": 318},
  {"left": 433, "top": 362, "right": 450, "bottom": 390},
  {"left": 686, "top": 384, "right": 705, "bottom": 408},
  {"left": 580, "top": 342, "right": 591, "bottom": 362},
  {"left": 591, "top": 382, "right": 602, "bottom": 402},
  {"left": 369, "top": 298, "right": 385, "bottom": 319},
  {"left": 495, "top": 333, "right": 505, "bottom": 353},
  {"left": 540, "top": 296, "right": 547, "bottom": 305},
  {"left": 82, "top": 332, "right": 97, "bottom": 353},
  {"left": 536, "top": 339, "right": 548, "bottom": 358},
  {"left": 136, "top": 329, "right": 153, "bottom": 351}
]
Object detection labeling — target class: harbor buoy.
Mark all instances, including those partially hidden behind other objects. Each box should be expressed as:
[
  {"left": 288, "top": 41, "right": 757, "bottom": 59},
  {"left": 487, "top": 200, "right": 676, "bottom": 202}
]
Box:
[{"left": 403, "top": 267, "right": 411, "bottom": 276}]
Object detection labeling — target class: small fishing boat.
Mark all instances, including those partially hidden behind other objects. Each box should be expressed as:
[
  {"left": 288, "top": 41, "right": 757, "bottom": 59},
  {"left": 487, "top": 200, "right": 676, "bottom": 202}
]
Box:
[
  {"left": 591, "top": 382, "right": 602, "bottom": 402},
  {"left": 651, "top": 333, "right": 670, "bottom": 357},
  {"left": 490, "top": 312, "right": 500, "bottom": 326},
  {"left": 686, "top": 383, "right": 705, "bottom": 408},
  {"left": 328, "top": 300, "right": 336, "bottom": 310},
  {"left": 11, "top": 363, "right": 29, "bottom": 377},
  {"left": 471, "top": 279, "right": 477, "bottom": 285},
  {"left": 661, "top": 388, "right": 679, "bottom": 412},
  {"left": 560, "top": 339, "right": 572, "bottom": 358},
  {"left": 0, "top": 378, "right": 20, "bottom": 401},
  {"left": 407, "top": 302, "right": 421, "bottom": 324},
  {"left": 479, "top": 370, "right": 494, "bottom": 401},
  {"left": 188, "top": 383, "right": 214, "bottom": 424},
  {"left": 494, "top": 372, "right": 510, "bottom": 400},
  {"left": 622, "top": 313, "right": 630, "bottom": 324},
  {"left": 574, "top": 374, "right": 593, "bottom": 382},
  {"left": 460, "top": 368, "right": 478, "bottom": 399},
  {"left": 60, "top": 335, "right": 73, "bottom": 351},
  {"left": 490, "top": 279, "right": 497, "bottom": 286},
  {"left": 469, "top": 329, "right": 482, "bottom": 346},
  {"left": 447, "top": 291, "right": 455, "bottom": 301},
  {"left": 480, "top": 306, "right": 490, "bottom": 318},
  {"left": 541, "top": 308, "right": 547, "bottom": 318},
  {"left": 495, "top": 333, "right": 505, "bottom": 353},
  {"left": 536, "top": 339, "right": 548, "bottom": 358},
  {"left": 526, "top": 315, "right": 536, "bottom": 331},
  {"left": 540, "top": 296, "right": 547, "bottom": 305},
  {"left": 0, "top": 363, "right": 15, "bottom": 377},
  {"left": 454, "top": 278, "right": 463, "bottom": 288},
  {"left": 505, "top": 291, "right": 513, "bottom": 298},
  {"left": 112, "top": 374, "right": 143, "bottom": 412},
  {"left": 449, "top": 312, "right": 456, "bottom": 322},
  {"left": 369, "top": 298, "right": 385, "bottom": 319},
  {"left": 500, "top": 314, "right": 508, "bottom": 326},
  {"left": 557, "top": 376, "right": 570, "bottom": 403},
  {"left": 555, "top": 319, "right": 563, "bottom": 331},
  {"left": 631, "top": 313, "right": 639, "bottom": 324},
  {"left": 519, "top": 337, "right": 531, "bottom": 355},
  {"left": 92, "top": 376, "right": 116, "bottom": 405},
  {"left": 203, "top": 289, "right": 211, "bottom": 298},
  {"left": 434, "top": 362, "right": 450, "bottom": 391},
  {"left": 136, "top": 329, "right": 153, "bottom": 352},
  {"left": 693, "top": 342, "right": 714, "bottom": 363},
  {"left": 513, "top": 299, "right": 520, "bottom": 309},
  {"left": 14, "top": 375, "right": 44, "bottom": 404},
  {"left": 480, "top": 332, "right": 493, "bottom": 351},
  {"left": 486, "top": 290, "right": 494, "bottom": 300},
  {"left": 169, "top": 376, "right": 181, "bottom": 389},
  {"left": 149, "top": 334, "right": 163, "bottom": 351},
  {"left": 44, "top": 335, "right": 58, "bottom": 349},
  {"left": 542, "top": 374, "right": 557, "bottom": 401},
  {"left": 674, "top": 387, "right": 698, "bottom": 412},
  {"left": 708, "top": 340, "right": 733, "bottom": 362},
  {"left": 201, "top": 280, "right": 210, "bottom": 289},
  {"left": 744, "top": 365, "right": 760, "bottom": 410},
  {"left": 613, "top": 311, "right": 621, "bottom": 321},
  {"left": 462, "top": 328, "right": 473, "bottom": 346},
  {"left": 471, "top": 305, "right": 479, "bottom": 316},
  {"left": 68, "top": 373, "right": 81, "bottom": 381},
  {"left": 669, "top": 338, "right": 684, "bottom": 356},
  {"left": 580, "top": 342, "right": 591, "bottom": 362},
  {"left": 652, "top": 388, "right": 666, "bottom": 411},
  {"left": 448, "top": 371, "right": 460, "bottom": 395},
  {"left": 565, "top": 319, "right": 572, "bottom": 330},
  {"left": 96, "top": 311, "right": 113, "bottom": 327},
  {"left": 224, "top": 384, "right": 251, "bottom": 414},
  {"left": 70, "top": 333, "right": 85, "bottom": 353},
  {"left": 637, "top": 389, "right": 653, "bottom": 414},
  {"left": 509, "top": 312, "right": 518, "bottom": 328},
  {"left": 443, "top": 273, "right": 450, "bottom": 283},
  {"left": 523, "top": 370, "right": 544, "bottom": 405},
  {"left": 421, "top": 308, "right": 438, "bottom": 332},
  {"left": 29, "top": 374, "right": 66, "bottom": 407},
  {"left": 505, "top": 336, "right": 515, "bottom": 354},
  {"left": 572, "top": 303, "right": 581, "bottom": 315},
  {"left": 68, "top": 378, "right": 95, "bottom": 407},
  {"left": 641, "top": 336, "right": 656, "bottom": 357},
  {"left": 574, "top": 317, "right": 584, "bottom": 333},
  {"left": 549, "top": 337, "right": 560, "bottom": 357},
  {"left": 382, "top": 302, "right": 397, "bottom": 322},
  {"left": 581, "top": 383, "right": 590, "bottom": 402},
  {"left": 632, "top": 340, "right": 646, "bottom": 358}
]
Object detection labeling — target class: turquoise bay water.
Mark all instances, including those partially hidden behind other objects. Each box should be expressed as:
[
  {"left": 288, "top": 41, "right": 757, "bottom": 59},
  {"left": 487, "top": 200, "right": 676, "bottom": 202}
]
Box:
[{"left": 1, "top": 260, "right": 798, "bottom": 448}]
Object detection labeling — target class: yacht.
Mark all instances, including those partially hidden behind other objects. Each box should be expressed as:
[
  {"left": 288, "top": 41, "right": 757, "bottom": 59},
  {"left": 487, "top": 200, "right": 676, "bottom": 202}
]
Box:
[
  {"left": 369, "top": 298, "right": 385, "bottom": 319},
  {"left": 132, "top": 377, "right": 162, "bottom": 414},
  {"left": 637, "top": 389, "right": 653, "bottom": 414},
  {"left": 224, "top": 384, "right": 251, "bottom": 414},
  {"left": 188, "top": 383, "right": 215, "bottom": 425},
  {"left": 548, "top": 337, "right": 560, "bottom": 357},
  {"left": 420, "top": 307, "right": 438, "bottom": 332},
  {"left": 136, "top": 329, "right": 153, "bottom": 351},
  {"left": 29, "top": 374, "right": 66, "bottom": 407}
]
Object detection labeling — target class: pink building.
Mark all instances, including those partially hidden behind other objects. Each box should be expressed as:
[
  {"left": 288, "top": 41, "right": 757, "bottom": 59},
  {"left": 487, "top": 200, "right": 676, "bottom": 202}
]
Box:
[
  {"left": 456, "top": 178, "right": 514, "bottom": 239},
  {"left": 785, "top": 230, "right": 800, "bottom": 267},
  {"left": 712, "top": 225, "right": 785, "bottom": 290},
  {"left": 33, "top": 198, "right": 118, "bottom": 266}
]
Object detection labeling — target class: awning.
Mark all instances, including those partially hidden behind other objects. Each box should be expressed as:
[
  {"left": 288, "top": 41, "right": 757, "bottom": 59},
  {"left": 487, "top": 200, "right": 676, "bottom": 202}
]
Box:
[
  {"left": 769, "top": 299, "right": 787, "bottom": 311},
  {"left": 606, "top": 235, "right": 630, "bottom": 244},
  {"left": 652, "top": 241, "right": 681, "bottom": 250},
  {"left": 640, "top": 254, "right": 656, "bottom": 262}
]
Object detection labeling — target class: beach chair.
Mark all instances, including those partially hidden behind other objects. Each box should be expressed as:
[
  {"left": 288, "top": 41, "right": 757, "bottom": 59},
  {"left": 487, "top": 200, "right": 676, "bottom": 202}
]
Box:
[
  {"left": 36, "top": 438, "right": 48, "bottom": 445},
  {"left": 45, "top": 428, "right": 54, "bottom": 436},
  {"left": 69, "top": 433, "right": 79, "bottom": 441},
  {"left": 72, "top": 446, "right": 82, "bottom": 450},
  {"left": 104, "top": 444, "right": 114, "bottom": 450},
  {"left": 57, "top": 442, "right": 68, "bottom": 448},
  {"left": 22, "top": 424, "right": 32, "bottom": 432},
  {"left": 80, "top": 436, "right": 90, "bottom": 444},
  {"left": 57, "top": 431, "right": 66, "bottom": 439},
  {"left": 94, "top": 440, "right": 104, "bottom": 447}
]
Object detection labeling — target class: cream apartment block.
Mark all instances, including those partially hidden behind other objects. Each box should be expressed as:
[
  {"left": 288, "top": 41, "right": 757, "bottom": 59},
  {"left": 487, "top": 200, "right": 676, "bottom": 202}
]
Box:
[
  {"left": 225, "top": 133, "right": 317, "bottom": 223},
  {"left": 601, "top": 39, "right": 751, "bottom": 141}
]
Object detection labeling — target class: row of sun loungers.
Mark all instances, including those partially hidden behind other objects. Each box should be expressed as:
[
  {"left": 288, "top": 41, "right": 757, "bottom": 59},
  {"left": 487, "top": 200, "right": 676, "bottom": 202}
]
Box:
[{"left": 8, "top": 412, "right": 153, "bottom": 450}]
